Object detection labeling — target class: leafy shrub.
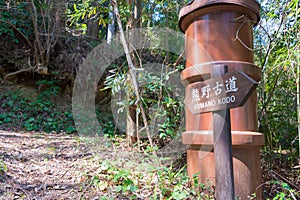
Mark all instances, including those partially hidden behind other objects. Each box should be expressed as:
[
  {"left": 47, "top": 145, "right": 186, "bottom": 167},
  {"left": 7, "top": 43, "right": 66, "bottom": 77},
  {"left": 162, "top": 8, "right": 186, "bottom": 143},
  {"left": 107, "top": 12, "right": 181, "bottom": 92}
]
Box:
[
  {"left": 87, "top": 160, "right": 215, "bottom": 199},
  {"left": 0, "top": 1, "right": 32, "bottom": 43},
  {"left": 0, "top": 81, "right": 72, "bottom": 133},
  {"left": 103, "top": 65, "right": 184, "bottom": 143},
  {"left": 0, "top": 79, "right": 117, "bottom": 135}
]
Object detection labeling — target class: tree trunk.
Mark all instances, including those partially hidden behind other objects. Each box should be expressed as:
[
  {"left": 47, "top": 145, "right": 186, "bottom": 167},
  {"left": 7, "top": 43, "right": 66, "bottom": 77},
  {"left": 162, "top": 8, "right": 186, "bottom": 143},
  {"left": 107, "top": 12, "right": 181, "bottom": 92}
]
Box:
[
  {"left": 126, "top": 103, "right": 137, "bottom": 145},
  {"left": 297, "top": 63, "right": 300, "bottom": 160},
  {"left": 53, "top": 0, "right": 66, "bottom": 38},
  {"left": 107, "top": 2, "right": 115, "bottom": 44},
  {"left": 87, "top": 18, "right": 100, "bottom": 38},
  {"left": 126, "top": 0, "right": 143, "bottom": 145},
  {"left": 113, "top": 0, "right": 155, "bottom": 152},
  {"left": 134, "top": 0, "right": 142, "bottom": 28}
]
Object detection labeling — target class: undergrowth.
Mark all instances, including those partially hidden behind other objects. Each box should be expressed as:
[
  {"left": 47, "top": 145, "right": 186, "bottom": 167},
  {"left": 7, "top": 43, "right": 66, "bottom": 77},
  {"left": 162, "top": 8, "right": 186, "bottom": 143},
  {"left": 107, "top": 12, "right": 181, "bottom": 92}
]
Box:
[
  {"left": 0, "top": 81, "right": 74, "bottom": 133},
  {"left": 81, "top": 154, "right": 299, "bottom": 200},
  {"left": 80, "top": 158, "right": 215, "bottom": 200},
  {"left": 0, "top": 80, "right": 116, "bottom": 135}
]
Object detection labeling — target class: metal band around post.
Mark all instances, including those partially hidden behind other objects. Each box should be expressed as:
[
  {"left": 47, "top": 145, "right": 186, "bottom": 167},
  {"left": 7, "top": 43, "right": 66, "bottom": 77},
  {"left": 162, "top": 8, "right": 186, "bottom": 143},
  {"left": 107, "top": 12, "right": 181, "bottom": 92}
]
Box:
[{"left": 181, "top": 61, "right": 261, "bottom": 84}]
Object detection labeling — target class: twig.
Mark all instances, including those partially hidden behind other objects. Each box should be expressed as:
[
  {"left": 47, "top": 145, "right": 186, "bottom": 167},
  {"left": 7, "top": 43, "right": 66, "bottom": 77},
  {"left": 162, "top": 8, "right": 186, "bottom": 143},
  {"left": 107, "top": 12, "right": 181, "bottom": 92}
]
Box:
[
  {"left": 31, "top": 0, "right": 43, "bottom": 65},
  {"left": 289, "top": 189, "right": 297, "bottom": 200},
  {"left": 258, "top": 66, "right": 284, "bottom": 120},
  {"left": 259, "top": 1, "right": 288, "bottom": 71},
  {"left": 271, "top": 169, "right": 300, "bottom": 191},
  {"left": 4, "top": 173, "right": 32, "bottom": 200},
  {"left": 263, "top": 163, "right": 300, "bottom": 191},
  {"left": 136, "top": 107, "right": 140, "bottom": 150},
  {"left": 112, "top": 0, "right": 156, "bottom": 156},
  {"left": 172, "top": 51, "right": 184, "bottom": 69},
  {"left": 129, "top": 43, "right": 144, "bottom": 71},
  {"left": 77, "top": 179, "right": 93, "bottom": 200}
]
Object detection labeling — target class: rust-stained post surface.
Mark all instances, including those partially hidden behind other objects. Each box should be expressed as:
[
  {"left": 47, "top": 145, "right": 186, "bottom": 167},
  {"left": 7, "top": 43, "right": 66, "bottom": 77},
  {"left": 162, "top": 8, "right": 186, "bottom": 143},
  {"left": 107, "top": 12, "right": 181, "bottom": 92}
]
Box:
[{"left": 179, "top": 0, "right": 264, "bottom": 199}]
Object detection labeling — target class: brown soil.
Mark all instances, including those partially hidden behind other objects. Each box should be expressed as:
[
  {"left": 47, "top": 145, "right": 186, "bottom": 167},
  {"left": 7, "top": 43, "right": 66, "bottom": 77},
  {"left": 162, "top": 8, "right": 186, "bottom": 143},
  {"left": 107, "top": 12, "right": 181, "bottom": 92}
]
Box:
[
  {"left": 0, "top": 131, "right": 165, "bottom": 200},
  {"left": 0, "top": 130, "right": 299, "bottom": 200},
  {"left": 0, "top": 131, "right": 97, "bottom": 199}
]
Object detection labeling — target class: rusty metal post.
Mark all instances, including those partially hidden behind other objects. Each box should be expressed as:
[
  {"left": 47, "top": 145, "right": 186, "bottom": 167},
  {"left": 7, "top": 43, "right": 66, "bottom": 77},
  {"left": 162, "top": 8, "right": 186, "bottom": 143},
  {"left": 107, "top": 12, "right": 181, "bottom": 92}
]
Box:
[{"left": 179, "top": 0, "right": 264, "bottom": 199}]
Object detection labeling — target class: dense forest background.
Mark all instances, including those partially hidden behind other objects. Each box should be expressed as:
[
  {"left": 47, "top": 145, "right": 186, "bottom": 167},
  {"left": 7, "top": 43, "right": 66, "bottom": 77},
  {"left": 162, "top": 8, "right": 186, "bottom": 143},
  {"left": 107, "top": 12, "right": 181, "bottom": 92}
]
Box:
[{"left": 0, "top": 0, "right": 299, "bottom": 199}]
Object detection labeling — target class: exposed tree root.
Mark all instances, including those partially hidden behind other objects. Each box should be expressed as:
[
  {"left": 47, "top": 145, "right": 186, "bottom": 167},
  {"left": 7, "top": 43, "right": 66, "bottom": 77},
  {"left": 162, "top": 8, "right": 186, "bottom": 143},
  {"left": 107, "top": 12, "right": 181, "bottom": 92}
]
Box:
[
  {"left": 1, "top": 64, "right": 48, "bottom": 85},
  {"left": 1, "top": 68, "right": 34, "bottom": 85}
]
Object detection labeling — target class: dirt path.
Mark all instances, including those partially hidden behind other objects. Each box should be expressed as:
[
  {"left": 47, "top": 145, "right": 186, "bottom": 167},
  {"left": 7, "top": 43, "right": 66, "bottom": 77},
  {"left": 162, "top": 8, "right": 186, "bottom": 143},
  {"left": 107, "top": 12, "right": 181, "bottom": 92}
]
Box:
[
  {"left": 0, "top": 131, "right": 107, "bottom": 199},
  {"left": 2, "top": 130, "right": 298, "bottom": 199},
  {"left": 0, "top": 131, "right": 165, "bottom": 200}
]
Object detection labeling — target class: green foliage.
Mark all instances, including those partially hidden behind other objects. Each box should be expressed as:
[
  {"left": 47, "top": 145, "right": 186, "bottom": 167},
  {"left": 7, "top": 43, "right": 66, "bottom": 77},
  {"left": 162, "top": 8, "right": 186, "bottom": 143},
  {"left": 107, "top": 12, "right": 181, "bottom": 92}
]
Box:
[
  {"left": 0, "top": 9, "right": 15, "bottom": 39},
  {"left": 0, "top": 1, "right": 32, "bottom": 43},
  {"left": 67, "top": 0, "right": 189, "bottom": 39},
  {"left": 0, "top": 81, "right": 75, "bottom": 133},
  {"left": 91, "top": 160, "right": 139, "bottom": 199},
  {"left": 0, "top": 79, "right": 117, "bottom": 136},
  {"left": 67, "top": 0, "right": 116, "bottom": 38},
  {"left": 68, "top": 0, "right": 110, "bottom": 26},
  {"left": 0, "top": 158, "right": 7, "bottom": 175},
  {"left": 88, "top": 160, "right": 214, "bottom": 199},
  {"left": 145, "top": 0, "right": 189, "bottom": 30},
  {"left": 142, "top": 70, "right": 183, "bottom": 139},
  {"left": 265, "top": 180, "right": 299, "bottom": 200},
  {"left": 256, "top": 0, "right": 300, "bottom": 158},
  {"left": 103, "top": 65, "right": 183, "bottom": 142}
]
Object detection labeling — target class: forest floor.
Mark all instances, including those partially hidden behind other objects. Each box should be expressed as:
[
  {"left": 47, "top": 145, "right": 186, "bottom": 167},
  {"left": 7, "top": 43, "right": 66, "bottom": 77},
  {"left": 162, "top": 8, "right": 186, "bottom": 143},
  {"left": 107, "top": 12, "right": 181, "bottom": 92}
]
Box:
[
  {"left": 0, "top": 130, "right": 104, "bottom": 199},
  {"left": 0, "top": 130, "right": 161, "bottom": 200},
  {"left": 0, "top": 130, "right": 299, "bottom": 200}
]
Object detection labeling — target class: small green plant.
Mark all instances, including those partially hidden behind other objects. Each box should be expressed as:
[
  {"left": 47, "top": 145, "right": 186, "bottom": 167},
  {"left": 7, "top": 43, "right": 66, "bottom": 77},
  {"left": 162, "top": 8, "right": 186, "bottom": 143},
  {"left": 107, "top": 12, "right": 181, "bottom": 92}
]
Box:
[
  {"left": 81, "top": 152, "right": 217, "bottom": 199},
  {"left": 89, "top": 161, "right": 139, "bottom": 198},
  {"left": 267, "top": 180, "right": 299, "bottom": 200},
  {"left": 151, "top": 165, "right": 215, "bottom": 199},
  {"left": 0, "top": 159, "right": 7, "bottom": 175},
  {"left": 114, "top": 169, "right": 138, "bottom": 195},
  {"left": 171, "top": 185, "right": 189, "bottom": 200}
]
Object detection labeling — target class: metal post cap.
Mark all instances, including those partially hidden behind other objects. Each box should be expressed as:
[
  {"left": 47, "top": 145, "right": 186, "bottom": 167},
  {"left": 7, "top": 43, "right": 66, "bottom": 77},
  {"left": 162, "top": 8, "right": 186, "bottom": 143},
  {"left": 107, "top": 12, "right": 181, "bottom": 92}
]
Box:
[{"left": 179, "top": 0, "right": 260, "bottom": 32}]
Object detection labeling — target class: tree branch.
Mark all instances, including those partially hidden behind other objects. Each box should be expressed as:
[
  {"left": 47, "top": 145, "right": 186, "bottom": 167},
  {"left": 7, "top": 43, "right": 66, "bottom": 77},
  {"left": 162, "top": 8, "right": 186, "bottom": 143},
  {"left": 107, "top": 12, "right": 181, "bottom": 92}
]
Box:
[
  {"left": 112, "top": 0, "right": 156, "bottom": 155},
  {"left": 258, "top": 66, "right": 284, "bottom": 121},
  {"left": 31, "top": 0, "right": 44, "bottom": 65},
  {"left": 172, "top": 51, "right": 184, "bottom": 69}
]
